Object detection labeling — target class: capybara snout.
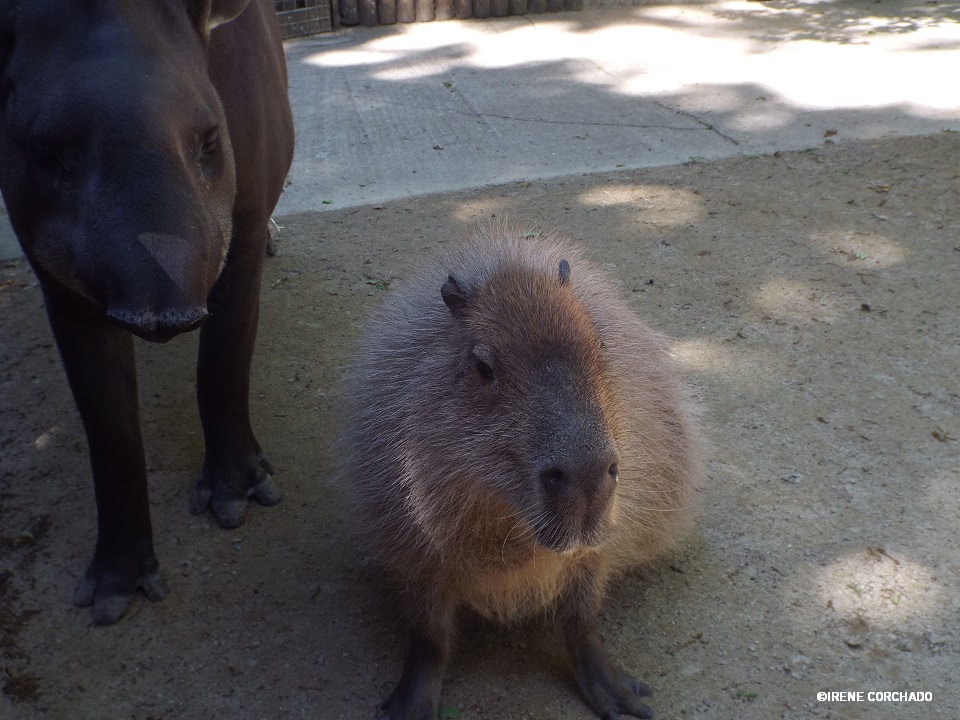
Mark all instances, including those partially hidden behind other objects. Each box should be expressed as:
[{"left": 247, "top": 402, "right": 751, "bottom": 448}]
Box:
[{"left": 533, "top": 401, "right": 623, "bottom": 553}]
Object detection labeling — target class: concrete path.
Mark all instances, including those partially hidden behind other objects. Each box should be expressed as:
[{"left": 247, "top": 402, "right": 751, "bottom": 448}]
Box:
[{"left": 277, "top": 1, "right": 960, "bottom": 216}]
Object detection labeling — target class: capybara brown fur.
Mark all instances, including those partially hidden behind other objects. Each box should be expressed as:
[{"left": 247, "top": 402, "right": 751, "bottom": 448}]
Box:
[{"left": 341, "top": 225, "right": 705, "bottom": 720}]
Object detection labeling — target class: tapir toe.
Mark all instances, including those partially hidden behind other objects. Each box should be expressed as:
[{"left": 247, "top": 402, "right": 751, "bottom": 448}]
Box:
[{"left": 73, "top": 567, "right": 169, "bottom": 626}]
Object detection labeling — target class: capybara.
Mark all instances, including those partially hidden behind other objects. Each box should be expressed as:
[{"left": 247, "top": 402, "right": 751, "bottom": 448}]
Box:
[{"left": 342, "top": 225, "right": 705, "bottom": 719}]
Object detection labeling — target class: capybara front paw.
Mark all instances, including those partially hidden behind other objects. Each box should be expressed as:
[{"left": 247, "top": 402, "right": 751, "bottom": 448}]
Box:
[
  {"left": 190, "top": 450, "right": 281, "bottom": 528},
  {"left": 579, "top": 664, "right": 654, "bottom": 719},
  {"left": 377, "top": 688, "right": 438, "bottom": 720}
]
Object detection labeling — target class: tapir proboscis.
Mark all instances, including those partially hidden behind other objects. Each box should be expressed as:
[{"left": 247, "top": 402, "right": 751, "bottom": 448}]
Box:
[{"left": 0, "top": 0, "right": 295, "bottom": 625}]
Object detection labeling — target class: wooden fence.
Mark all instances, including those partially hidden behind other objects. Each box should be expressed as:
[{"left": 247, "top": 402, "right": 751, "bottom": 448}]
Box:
[
  {"left": 275, "top": 0, "right": 336, "bottom": 37},
  {"left": 274, "top": 0, "right": 584, "bottom": 37},
  {"left": 339, "top": 0, "right": 583, "bottom": 26}
]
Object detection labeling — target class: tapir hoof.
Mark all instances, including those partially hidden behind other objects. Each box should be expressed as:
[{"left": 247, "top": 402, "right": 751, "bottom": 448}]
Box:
[
  {"left": 73, "top": 566, "right": 169, "bottom": 626},
  {"left": 190, "top": 451, "right": 282, "bottom": 528}
]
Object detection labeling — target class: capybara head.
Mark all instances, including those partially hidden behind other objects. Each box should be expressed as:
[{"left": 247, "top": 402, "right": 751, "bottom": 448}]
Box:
[
  {"left": 438, "top": 256, "right": 624, "bottom": 554},
  {"left": 342, "top": 224, "right": 704, "bottom": 588}
]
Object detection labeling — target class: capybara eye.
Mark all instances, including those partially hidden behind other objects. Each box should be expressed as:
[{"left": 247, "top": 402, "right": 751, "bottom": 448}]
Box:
[
  {"left": 470, "top": 346, "right": 495, "bottom": 382},
  {"left": 608, "top": 464, "right": 619, "bottom": 482},
  {"left": 472, "top": 354, "right": 494, "bottom": 382}
]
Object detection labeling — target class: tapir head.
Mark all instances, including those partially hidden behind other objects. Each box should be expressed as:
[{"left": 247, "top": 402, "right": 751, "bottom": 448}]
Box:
[{"left": 0, "top": 0, "right": 252, "bottom": 341}]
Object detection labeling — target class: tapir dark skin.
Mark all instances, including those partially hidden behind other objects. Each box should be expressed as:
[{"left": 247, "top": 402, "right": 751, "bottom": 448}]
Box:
[{"left": 0, "top": 0, "right": 294, "bottom": 624}]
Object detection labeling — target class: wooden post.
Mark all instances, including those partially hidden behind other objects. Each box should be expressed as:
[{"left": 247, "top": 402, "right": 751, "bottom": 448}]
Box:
[
  {"left": 546, "top": 0, "right": 563, "bottom": 11},
  {"left": 455, "top": 0, "right": 473, "bottom": 17},
  {"left": 358, "top": 0, "right": 378, "bottom": 24},
  {"left": 491, "top": 0, "right": 508, "bottom": 15},
  {"left": 563, "top": 0, "right": 582, "bottom": 8},
  {"left": 527, "top": 0, "right": 545, "bottom": 13},
  {"left": 416, "top": 0, "right": 435, "bottom": 20},
  {"left": 509, "top": 0, "right": 527, "bottom": 14},
  {"left": 379, "top": 0, "right": 398, "bottom": 23},
  {"left": 473, "top": 0, "right": 490, "bottom": 17},
  {"left": 340, "top": 0, "right": 359, "bottom": 24},
  {"left": 436, "top": 0, "right": 456, "bottom": 19},
  {"left": 397, "top": 0, "right": 416, "bottom": 21}
]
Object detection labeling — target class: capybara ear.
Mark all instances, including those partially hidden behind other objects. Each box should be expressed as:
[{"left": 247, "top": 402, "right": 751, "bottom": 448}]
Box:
[
  {"left": 558, "top": 259, "right": 571, "bottom": 286},
  {"left": 441, "top": 275, "right": 470, "bottom": 318}
]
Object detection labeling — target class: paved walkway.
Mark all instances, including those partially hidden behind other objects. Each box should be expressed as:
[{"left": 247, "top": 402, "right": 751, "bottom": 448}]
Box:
[{"left": 277, "top": 1, "right": 960, "bottom": 215}]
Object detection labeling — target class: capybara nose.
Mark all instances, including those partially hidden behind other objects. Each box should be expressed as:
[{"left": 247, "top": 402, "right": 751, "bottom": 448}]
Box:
[
  {"left": 108, "top": 306, "right": 208, "bottom": 342},
  {"left": 538, "top": 448, "right": 620, "bottom": 502}
]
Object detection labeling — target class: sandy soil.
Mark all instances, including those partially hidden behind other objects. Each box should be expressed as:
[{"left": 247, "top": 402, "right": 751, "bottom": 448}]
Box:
[{"left": 1, "top": 133, "right": 958, "bottom": 720}]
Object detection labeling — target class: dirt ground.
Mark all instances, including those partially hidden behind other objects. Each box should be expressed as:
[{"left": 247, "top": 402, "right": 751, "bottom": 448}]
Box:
[{"left": 1, "top": 132, "right": 958, "bottom": 720}]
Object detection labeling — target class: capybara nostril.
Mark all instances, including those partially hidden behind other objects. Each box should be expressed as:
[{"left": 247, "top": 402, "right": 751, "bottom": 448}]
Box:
[{"left": 540, "top": 467, "right": 566, "bottom": 491}]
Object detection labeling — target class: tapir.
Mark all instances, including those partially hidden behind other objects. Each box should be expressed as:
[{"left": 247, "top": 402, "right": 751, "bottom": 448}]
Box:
[{"left": 0, "top": 0, "right": 295, "bottom": 624}]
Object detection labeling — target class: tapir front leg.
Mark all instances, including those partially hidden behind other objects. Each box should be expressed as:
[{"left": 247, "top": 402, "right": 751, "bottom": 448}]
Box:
[
  {"left": 40, "top": 277, "right": 168, "bottom": 626},
  {"left": 191, "top": 222, "right": 281, "bottom": 528}
]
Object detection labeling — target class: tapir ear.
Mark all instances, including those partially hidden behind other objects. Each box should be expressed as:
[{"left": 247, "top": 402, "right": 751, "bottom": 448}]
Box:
[
  {"left": 208, "top": 0, "right": 252, "bottom": 28},
  {"left": 441, "top": 275, "right": 470, "bottom": 319},
  {"left": 188, "top": 0, "right": 251, "bottom": 33}
]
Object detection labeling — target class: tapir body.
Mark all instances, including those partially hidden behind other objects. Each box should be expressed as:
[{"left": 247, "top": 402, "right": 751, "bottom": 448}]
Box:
[{"left": 0, "top": 0, "right": 294, "bottom": 624}]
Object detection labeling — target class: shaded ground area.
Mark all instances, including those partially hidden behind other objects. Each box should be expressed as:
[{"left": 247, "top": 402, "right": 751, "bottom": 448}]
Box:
[{"left": 2, "top": 132, "right": 958, "bottom": 719}]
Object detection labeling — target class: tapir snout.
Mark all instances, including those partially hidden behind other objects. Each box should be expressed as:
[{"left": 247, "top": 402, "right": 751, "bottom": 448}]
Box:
[
  {"left": 108, "top": 306, "right": 209, "bottom": 343},
  {"left": 102, "top": 225, "right": 227, "bottom": 342}
]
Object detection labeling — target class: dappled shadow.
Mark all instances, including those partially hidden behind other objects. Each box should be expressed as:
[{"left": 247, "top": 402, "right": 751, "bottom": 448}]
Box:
[
  {"left": 279, "top": 12, "right": 958, "bottom": 216},
  {"left": 299, "top": 0, "right": 960, "bottom": 50},
  {"left": 709, "top": 0, "right": 960, "bottom": 47}
]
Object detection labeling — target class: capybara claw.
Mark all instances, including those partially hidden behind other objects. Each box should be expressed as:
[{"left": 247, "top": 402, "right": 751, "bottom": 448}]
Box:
[
  {"left": 377, "top": 694, "right": 438, "bottom": 720},
  {"left": 580, "top": 665, "right": 654, "bottom": 719}
]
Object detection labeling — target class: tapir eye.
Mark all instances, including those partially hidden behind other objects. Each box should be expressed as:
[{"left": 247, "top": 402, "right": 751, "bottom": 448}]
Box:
[
  {"left": 28, "top": 140, "right": 68, "bottom": 173},
  {"left": 201, "top": 127, "right": 220, "bottom": 156}
]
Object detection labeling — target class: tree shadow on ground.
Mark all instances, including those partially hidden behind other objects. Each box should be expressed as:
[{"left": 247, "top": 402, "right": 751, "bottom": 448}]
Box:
[
  {"left": 706, "top": 0, "right": 960, "bottom": 48},
  {"left": 326, "top": 0, "right": 960, "bottom": 49}
]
